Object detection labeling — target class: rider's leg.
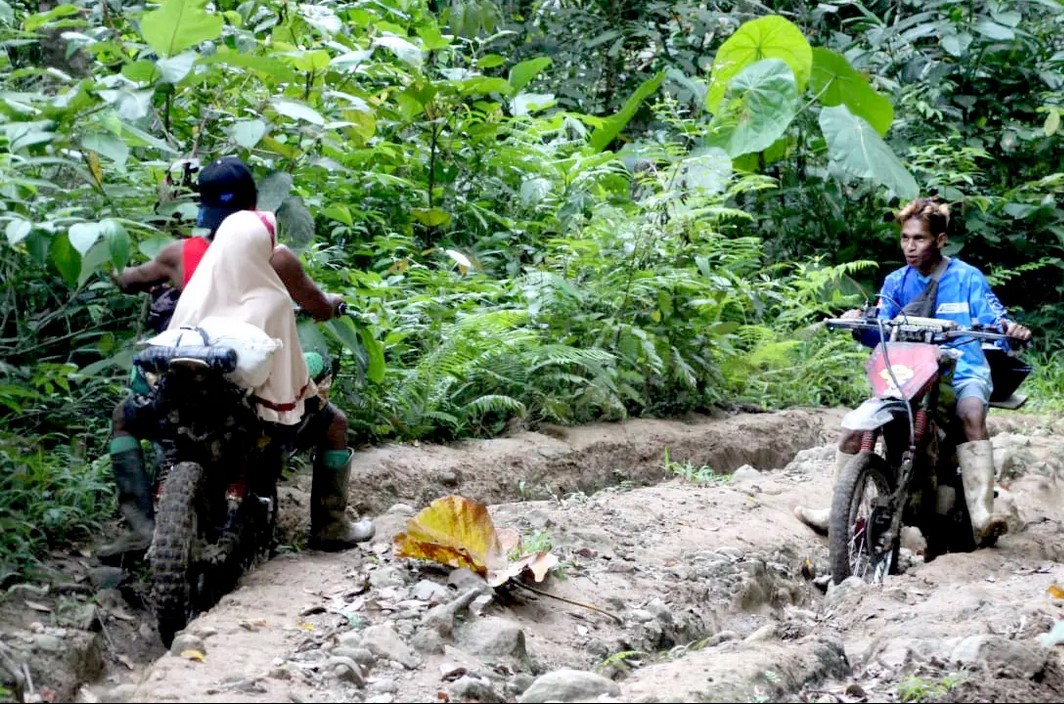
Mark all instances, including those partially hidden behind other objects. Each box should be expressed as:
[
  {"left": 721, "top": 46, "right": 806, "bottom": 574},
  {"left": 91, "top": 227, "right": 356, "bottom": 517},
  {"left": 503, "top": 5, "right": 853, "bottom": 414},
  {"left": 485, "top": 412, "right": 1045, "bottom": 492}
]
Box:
[
  {"left": 309, "top": 402, "right": 375, "bottom": 550},
  {"left": 954, "top": 379, "right": 1007, "bottom": 545},
  {"left": 97, "top": 396, "right": 155, "bottom": 559},
  {"left": 794, "top": 429, "right": 862, "bottom": 533}
]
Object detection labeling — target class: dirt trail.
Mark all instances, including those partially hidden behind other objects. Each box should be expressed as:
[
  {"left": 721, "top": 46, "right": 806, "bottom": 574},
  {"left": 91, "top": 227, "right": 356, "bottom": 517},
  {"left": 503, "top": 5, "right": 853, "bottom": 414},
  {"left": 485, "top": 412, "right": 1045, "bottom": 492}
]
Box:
[{"left": 3, "top": 408, "right": 1064, "bottom": 703}]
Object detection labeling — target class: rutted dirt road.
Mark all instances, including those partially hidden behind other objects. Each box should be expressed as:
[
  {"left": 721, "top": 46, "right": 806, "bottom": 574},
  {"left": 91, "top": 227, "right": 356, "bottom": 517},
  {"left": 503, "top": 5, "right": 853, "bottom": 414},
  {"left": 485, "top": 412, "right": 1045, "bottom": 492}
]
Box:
[{"left": 3, "top": 408, "right": 1064, "bottom": 703}]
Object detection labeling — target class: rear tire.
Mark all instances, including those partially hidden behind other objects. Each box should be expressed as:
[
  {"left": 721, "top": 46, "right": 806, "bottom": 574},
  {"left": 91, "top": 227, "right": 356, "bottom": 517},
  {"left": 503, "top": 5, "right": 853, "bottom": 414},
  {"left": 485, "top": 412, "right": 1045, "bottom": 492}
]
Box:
[
  {"left": 829, "top": 451, "right": 898, "bottom": 584},
  {"left": 152, "top": 461, "right": 204, "bottom": 648}
]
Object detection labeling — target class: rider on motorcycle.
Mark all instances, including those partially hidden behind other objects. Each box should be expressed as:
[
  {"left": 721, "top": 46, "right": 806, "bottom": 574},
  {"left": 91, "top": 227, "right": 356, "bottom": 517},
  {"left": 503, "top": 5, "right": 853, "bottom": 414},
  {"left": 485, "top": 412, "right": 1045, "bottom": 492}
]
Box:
[
  {"left": 100, "top": 157, "right": 255, "bottom": 559},
  {"left": 794, "top": 197, "right": 1031, "bottom": 547},
  {"left": 100, "top": 157, "right": 374, "bottom": 559}
]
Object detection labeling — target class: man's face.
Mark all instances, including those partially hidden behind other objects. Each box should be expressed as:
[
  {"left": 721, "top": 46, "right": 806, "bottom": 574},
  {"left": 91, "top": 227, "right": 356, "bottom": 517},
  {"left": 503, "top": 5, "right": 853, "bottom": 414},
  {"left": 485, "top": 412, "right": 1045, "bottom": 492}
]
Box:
[{"left": 900, "top": 218, "right": 945, "bottom": 273}]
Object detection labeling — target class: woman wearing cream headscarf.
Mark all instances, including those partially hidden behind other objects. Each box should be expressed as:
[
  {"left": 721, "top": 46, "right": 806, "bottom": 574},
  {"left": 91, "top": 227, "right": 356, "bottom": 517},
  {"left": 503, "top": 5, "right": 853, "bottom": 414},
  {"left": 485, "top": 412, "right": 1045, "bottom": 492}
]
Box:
[
  {"left": 164, "top": 191, "right": 373, "bottom": 549},
  {"left": 169, "top": 209, "right": 313, "bottom": 424}
]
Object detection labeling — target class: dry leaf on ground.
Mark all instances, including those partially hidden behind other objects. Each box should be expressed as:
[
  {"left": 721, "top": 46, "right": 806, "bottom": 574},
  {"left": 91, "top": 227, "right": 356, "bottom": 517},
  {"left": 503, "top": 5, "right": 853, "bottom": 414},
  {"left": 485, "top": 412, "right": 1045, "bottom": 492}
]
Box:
[{"left": 393, "top": 495, "right": 558, "bottom": 587}]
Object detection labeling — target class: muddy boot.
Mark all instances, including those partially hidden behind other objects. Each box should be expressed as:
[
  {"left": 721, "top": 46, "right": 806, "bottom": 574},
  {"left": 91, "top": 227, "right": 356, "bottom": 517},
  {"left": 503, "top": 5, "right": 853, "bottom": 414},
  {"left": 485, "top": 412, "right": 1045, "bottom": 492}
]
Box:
[
  {"left": 97, "top": 437, "right": 155, "bottom": 562},
  {"left": 794, "top": 450, "right": 855, "bottom": 534},
  {"left": 958, "top": 440, "right": 1008, "bottom": 547},
  {"left": 309, "top": 448, "right": 375, "bottom": 551}
]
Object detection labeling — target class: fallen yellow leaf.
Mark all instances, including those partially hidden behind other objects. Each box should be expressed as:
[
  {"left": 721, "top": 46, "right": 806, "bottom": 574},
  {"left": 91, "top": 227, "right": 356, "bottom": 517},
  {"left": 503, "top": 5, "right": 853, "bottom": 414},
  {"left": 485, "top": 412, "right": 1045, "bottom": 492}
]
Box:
[
  {"left": 1048, "top": 584, "right": 1064, "bottom": 599},
  {"left": 394, "top": 496, "right": 508, "bottom": 577},
  {"left": 180, "top": 649, "right": 205, "bottom": 662}
]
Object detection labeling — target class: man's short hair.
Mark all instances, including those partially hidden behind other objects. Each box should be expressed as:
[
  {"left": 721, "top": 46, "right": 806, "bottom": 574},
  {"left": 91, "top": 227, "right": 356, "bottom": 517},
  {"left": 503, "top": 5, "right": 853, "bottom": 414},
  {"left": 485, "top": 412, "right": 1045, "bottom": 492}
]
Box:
[{"left": 896, "top": 197, "right": 951, "bottom": 237}]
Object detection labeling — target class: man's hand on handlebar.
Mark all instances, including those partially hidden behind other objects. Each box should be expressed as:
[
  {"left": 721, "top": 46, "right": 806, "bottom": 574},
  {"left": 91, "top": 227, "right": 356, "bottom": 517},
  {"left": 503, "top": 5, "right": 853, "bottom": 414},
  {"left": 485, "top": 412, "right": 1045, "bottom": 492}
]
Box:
[
  {"left": 1005, "top": 321, "right": 1032, "bottom": 342},
  {"left": 840, "top": 308, "right": 864, "bottom": 320},
  {"left": 326, "top": 293, "right": 346, "bottom": 319}
]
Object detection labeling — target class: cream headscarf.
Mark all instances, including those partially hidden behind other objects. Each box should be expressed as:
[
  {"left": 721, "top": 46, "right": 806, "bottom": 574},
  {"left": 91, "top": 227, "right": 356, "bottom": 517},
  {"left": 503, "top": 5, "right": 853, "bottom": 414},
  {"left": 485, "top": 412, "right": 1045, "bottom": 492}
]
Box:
[{"left": 167, "top": 210, "right": 316, "bottom": 425}]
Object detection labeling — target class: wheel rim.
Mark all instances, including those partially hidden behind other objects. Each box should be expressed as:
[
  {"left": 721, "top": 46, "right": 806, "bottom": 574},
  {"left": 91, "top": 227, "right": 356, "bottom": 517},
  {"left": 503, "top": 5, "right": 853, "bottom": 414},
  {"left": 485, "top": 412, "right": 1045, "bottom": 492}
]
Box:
[{"left": 847, "top": 470, "right": 893, "bottom": 582}]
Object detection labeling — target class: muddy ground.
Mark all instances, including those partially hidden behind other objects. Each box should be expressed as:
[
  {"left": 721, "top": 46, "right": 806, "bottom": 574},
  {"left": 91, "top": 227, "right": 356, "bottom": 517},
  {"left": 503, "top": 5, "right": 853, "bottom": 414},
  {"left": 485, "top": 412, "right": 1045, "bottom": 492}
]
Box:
[{"left": 2, "top": 407, "right": 1064, "bottom": 703}]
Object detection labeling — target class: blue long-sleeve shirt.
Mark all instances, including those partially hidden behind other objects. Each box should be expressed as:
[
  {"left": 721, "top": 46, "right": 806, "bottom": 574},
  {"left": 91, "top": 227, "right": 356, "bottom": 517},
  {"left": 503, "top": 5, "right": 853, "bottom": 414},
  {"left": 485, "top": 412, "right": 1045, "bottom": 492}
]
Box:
[{"left": 856, "top": 258, "right": 1010, "bottom": 386}]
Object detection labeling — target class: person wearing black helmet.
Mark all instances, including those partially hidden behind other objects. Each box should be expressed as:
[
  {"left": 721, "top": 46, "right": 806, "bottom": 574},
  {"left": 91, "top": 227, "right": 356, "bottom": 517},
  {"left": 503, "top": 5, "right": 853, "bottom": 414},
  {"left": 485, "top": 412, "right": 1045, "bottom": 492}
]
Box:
[
  {"left": 114, "top": 156, "right": 257, "bottom": 322},
  {"left": 99, "top": 156, "right": 374, "bottom": 561}
]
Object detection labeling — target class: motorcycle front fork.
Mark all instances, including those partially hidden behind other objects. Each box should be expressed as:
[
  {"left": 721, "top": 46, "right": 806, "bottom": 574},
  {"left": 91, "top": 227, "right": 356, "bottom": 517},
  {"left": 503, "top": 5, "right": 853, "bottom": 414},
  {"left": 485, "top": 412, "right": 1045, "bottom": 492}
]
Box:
[{"left": 860, "top": 400, "right": 932, "bottom": 555}]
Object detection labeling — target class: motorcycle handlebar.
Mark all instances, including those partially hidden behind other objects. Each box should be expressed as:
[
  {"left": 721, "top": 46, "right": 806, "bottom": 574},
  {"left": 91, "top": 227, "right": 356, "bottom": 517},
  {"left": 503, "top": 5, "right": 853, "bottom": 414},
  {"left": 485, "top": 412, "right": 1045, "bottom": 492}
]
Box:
[{"left": 823, "top": 316, "right": 1032, "bottom": 347}]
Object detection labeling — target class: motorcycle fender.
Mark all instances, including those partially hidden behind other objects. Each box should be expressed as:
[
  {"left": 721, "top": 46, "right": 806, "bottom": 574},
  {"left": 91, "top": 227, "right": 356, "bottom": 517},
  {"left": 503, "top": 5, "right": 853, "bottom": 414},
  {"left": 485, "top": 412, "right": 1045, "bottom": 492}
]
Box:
[{"left": 842, "top": 398, "right": 909, "bottom": 432}]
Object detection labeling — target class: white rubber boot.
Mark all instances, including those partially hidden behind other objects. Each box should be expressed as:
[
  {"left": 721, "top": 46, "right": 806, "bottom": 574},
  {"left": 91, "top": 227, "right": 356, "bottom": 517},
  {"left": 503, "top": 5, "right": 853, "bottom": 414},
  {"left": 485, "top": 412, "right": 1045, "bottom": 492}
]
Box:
[
  {"left": 794, "top": 450, "right": 855, "bottom": 534},
  {"left": 958, "top": 440, "right": 1008, "bottom": 546}
]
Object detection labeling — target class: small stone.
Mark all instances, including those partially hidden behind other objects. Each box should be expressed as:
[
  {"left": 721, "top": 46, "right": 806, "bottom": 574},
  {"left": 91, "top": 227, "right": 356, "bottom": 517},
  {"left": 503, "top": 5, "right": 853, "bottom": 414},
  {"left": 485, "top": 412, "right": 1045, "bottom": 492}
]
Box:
[
  {"left": 715, "top": 546, "right": 743, "bottom": 560},
  {"left": 327, "top": 655, "right": 365, "bottom": 686},
  {"left": 732, "top": 465, "right": 763, "bottom": 481},
  {"left": 368, "top": 678, "right": 398, "bottom": 694},
  {"left": 369, "top": 566, "right": 406, "bottom": 589},
  {"left": 470, "top": 593, "right": 494, "bottom": 616},
  {"left": 87, "top": 566, "right": 126, "bottom": 591},
  {"left": 105, "top": 684, "right": 137, "bottom": 702},
  {"left": 448, "top": 568, "right": 489, "bottom": 593},
  {"left": 437, "top": 469, "right": 460, "bottom": 486},
  {"left": 745, "top": 624, "right": 777, "bottom": 642},
  {"left": 410, "top": 628, "right": 445, "bottom": 655},
  {"left": 338, "top": 630, "right": 363, "bottom": 648},
  {"left": 330, "top": 646, "right": 365, "bottom": 663},
  {"left": 268, "top": 666, "right": 292, "bottom": 680},
  {"left": 169, "top": 633, "right": 206, "bottom": 657},
  {"left": 348, "top": 647, "right": 377, "bottom": 668},
  {"left": 410, "top": 579, "right": 452, "bottom": 604},
  {"left": 629, "top": 609, "right": 655, "bottom": 623},
  {"left": 33, "top": 634, "right": 64, "bottom": 653},
  {"left": 360, "top": 624, "right": 420, "bottom": 669},
  {"left": 506, "top": 673, "right": 536, "bottom": 696},
  {"left": 450, "top": 675, "right": 501, "bottom": 702},
  {"left": 518, "top": 669, "right": 621, "bottom": 703},
  {"left": 454, "top": 617, "right": 527, "bottom": 658}
]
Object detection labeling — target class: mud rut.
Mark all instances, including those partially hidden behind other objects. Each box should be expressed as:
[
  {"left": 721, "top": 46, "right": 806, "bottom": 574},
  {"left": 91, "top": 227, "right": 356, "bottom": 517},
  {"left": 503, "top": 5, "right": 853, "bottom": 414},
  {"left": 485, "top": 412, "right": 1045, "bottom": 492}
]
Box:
[{"left": 4, "top": 409, "right": 1064, "bottom": 703}]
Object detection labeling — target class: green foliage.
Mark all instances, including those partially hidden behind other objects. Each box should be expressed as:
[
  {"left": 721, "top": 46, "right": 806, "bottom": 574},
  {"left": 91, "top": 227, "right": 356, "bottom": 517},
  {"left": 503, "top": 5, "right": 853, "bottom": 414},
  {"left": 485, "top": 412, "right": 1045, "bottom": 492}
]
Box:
[
  {"left": 706, "top": 15, "right": 813, "bottom": 113},
  {"left": 0, "top": 432, "right": 113, "bottom": 580},
  {"left": 662, "top": 448, "right": 729, "bottom": 485},
  {"left": 897, "top": 671, "right": 968, "bottom": 702}
]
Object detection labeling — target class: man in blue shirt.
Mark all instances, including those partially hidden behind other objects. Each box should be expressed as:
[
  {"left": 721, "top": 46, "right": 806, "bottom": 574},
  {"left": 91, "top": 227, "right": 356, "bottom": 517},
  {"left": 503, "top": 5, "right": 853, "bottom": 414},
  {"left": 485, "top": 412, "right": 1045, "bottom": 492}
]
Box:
[{"left": 795, "top": 198, "right": 1031, "bottom": 546}]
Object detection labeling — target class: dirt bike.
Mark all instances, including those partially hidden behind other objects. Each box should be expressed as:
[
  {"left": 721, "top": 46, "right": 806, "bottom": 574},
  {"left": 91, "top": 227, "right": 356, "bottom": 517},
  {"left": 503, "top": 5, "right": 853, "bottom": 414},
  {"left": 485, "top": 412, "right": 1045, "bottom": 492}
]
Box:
[
  {"left": 132, "top": 319, "right": 342, "bottom": 647},
  {"left": 823, "top": 311, "right": 1031, "bottom": 584}
]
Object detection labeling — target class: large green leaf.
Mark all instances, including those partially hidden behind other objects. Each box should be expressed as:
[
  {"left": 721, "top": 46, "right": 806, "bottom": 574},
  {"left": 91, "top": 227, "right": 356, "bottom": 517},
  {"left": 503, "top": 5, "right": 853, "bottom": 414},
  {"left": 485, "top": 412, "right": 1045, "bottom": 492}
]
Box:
[
  {"left": 5, "top": 218, "right": 31, "bottom": 246},
  {"left": 276, "top": 196, "right": 315, "bottom": 251},
  {"left": 818, "top": 105, "right": 918, "bottom": 198},
  {"left": 139, "top": 0, "right": 222, "bottom": 59},
  {"left": 272, "top": 98, "right": 324, "bottom": 125},
  {"left": 104, "top": 220, "right": 130, "bottom": 270},
  {"left": 588, "top": 71, "right": 665, "bottom": 153},
  {"left": 78, "top": 240, "right": 111, "bottom": 286},
  {"left": 704, "top": 59, "right": 798, "bottom": 158},
  {"left": 508, "top": 57, "right": 551, "bottom": 93},
  {"left": 810, "top": 48, "right": 893, "bottom": 136},
  {"left": 373, "top": 35, "right": 422, "bottom": 69},
  {"left": 50, "top": 233, "right": 81, "bottom": 286},
  {"left": 81, "top": 132, "right": 129, "bottom": 166},
  {"left": 229, "top": 119, "right": 266, "bottom": 149},
  {"left": 156, "top": 51, "right": 197, "bottom": 83},
  {"left": 359, "top": 326, "right": 386, "bottom": 384},
  {"left": 68, "top": 222, "right": 101, "bottom": 256},
  {"left": 200, "top": 51, "right": 299, "bottom": 83},
  {"left": 707, "top": 15, "right": 812, "bottom": 113}
]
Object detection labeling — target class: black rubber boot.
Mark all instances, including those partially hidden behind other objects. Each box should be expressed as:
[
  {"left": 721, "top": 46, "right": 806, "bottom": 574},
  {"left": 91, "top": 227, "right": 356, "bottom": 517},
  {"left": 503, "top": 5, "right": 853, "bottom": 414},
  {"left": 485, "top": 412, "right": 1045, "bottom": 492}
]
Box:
[
  {"left": 97, "top": 446, "right": 155, "bottom": 561},
  {"left": 309, "top": 448, "right": 375, "bottom": 551}
]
